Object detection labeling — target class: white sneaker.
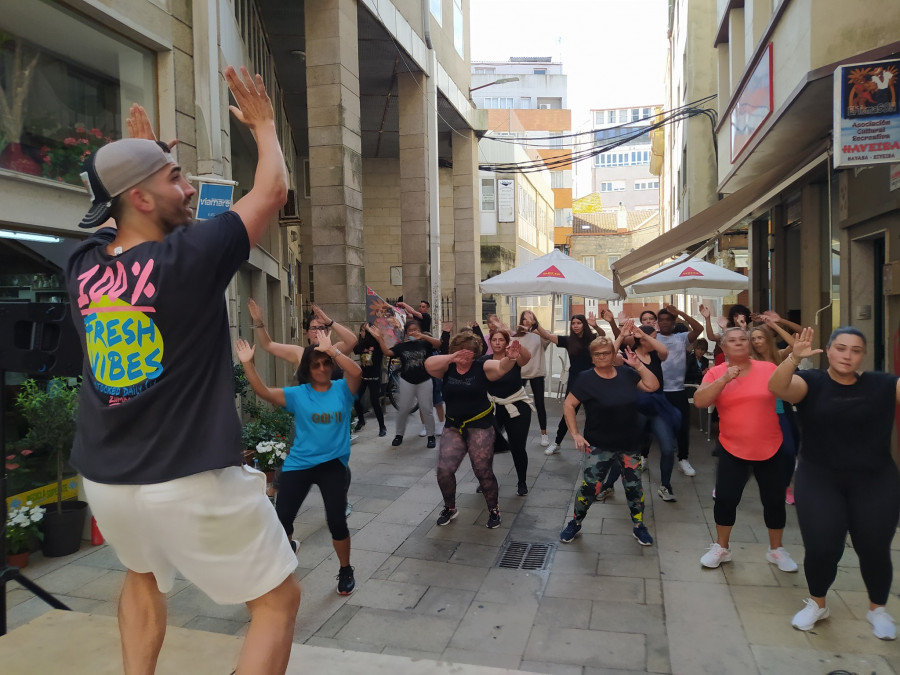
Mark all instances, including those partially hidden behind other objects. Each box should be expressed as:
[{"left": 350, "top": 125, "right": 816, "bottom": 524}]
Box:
[
  {"left": 436, "top": 420, "right": 445, "bottom": 434},
  {"left": 657, "top": 485, "right": 676, "bottom": 502},
  {"left": 791, "top": 598, "right": 829, "bottom": 631},
  {"left": 418, "top": 427, "right": 428, "bottom": 437},
  {"left": 540, "top": 434, "right": 550, "bottom": 447},
  {"left": 867, "top": 607, "right": 897, "bottom": 640},
  {"left": 700, "top": 543, "right": 732, "bottom": 568},
  {"left": 765, "top": 547, "right": 798, "bottom": 572},
  {"left": 678, "top": 459, "right": 696, "bottom": 476},
  {"left": 544, "top": 442, "right": 559, "bottom": 456}
]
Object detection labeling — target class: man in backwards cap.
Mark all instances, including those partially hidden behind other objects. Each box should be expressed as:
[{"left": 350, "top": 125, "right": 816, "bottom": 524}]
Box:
[{"left": 65, "top": 66, "right": 300, "bottom": 675}]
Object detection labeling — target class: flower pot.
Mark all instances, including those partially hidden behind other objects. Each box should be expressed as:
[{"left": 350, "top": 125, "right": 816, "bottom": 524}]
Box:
[
  {"left": 0, "top": 142, "right": 41, "bottom": 176},
  {"left": 7, "top": 551, "right": 29, "bottom": 569},
  {"left": 41, "top": 500, "right": 88, "bottom": 557}
]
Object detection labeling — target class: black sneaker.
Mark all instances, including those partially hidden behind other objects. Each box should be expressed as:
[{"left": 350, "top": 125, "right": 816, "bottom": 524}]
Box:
[
  {"left": 486, "top": 508, "right": 502, "bottom": 529},
  {"left": 290, "top": 539, "right": 299, "bottom": 553},
  {"left": 354, "top": 419, "right": 365, "bottom": 432},
  {"left": 426, "top": 435, "right": 436, "bottom": 448},
  {"left": 633, "top": 524, "right": 653, "bottom": 546},
  {"left": 559, "top": 519, "right": 581, "bottom": 543},
  {"left": 336, "top": 565, "right": 356, "bottom": 595},
  {"left": 436, "top": 507, "right": 458, "bottom": 526},
  {"left": 517, "top": 481, "right": 529, "bottom": 496},
  {"left": 391, "top": 435, "right": 403, "bottom": 446},
  {"left": 379, "top": 427, "right": 387, "bottom": 437}
]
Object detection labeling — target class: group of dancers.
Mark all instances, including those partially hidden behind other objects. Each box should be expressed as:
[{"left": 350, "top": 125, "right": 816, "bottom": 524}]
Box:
[{"left": 239, "top": 299, "right": 899, "bottom": 642}]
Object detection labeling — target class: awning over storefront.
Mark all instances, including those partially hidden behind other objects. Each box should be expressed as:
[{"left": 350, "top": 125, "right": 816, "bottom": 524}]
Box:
[{"left": 611, "top": 149, "right": 830, "bottom": 296}]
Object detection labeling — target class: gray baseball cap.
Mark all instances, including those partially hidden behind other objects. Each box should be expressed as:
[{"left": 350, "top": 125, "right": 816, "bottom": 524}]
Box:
[{"left": 79, "top": 138, "right": 175, "bottom": 228}]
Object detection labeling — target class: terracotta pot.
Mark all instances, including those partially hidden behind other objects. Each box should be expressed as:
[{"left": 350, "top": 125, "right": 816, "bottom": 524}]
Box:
[
  {"left": 0, "top": 142, "right": 41, "bottom": 176},
  {"left": 7, "top": 551, "right": 29, "bottom": 569}
]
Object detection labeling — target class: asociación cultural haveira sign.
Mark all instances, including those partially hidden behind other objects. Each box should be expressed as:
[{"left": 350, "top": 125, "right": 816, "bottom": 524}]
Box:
[{"left": 834, "top": 58, "right": 900, "bottom": 169}]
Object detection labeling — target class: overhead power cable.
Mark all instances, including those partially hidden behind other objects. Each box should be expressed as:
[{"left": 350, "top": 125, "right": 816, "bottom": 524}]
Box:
[{"left": 478, "top": 95, "right": 718, "bottom": 174}]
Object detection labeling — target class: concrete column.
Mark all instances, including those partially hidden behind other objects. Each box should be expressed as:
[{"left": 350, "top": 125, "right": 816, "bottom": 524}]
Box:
[
  {"left": 398, "top": 71, "right": 431, "bottom": 305},
  {"left": 192, "top": 0, "right": 223, "bottom": 175},
  {"left": 452, "top": 129, "right": 482, "bottom": 324},
  {"left": 305, "top": 0, "right": 365, "bottom": 325}
]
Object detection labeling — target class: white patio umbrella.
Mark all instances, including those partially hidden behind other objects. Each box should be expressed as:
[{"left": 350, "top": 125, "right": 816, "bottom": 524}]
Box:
[
  {"left": 479, "top": 249, "right": 618, "bottom": 300},
  {"left": 625, "top": 256, "right": 748, "bottom": 298}
]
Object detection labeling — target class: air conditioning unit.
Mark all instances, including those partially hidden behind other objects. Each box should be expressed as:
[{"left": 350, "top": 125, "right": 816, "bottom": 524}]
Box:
[{"left": 538, "top": 104, "right": 551, "bottom": 110}]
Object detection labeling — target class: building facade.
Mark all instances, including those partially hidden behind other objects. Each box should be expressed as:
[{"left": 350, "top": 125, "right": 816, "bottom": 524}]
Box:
[
  {"left": 614, "top": 0, "right": 900, "bottom": 374},
  {"left": 0, "top": 0, "right": 485, "bottom": 388},
  {"left": 589, "top": 106, "right": 660, "bottom": 211}
]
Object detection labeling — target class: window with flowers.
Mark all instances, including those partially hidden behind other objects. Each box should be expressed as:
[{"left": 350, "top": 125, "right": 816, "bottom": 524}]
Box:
[{"left": 0, "top": 0, "right": 156, "bottom": 184}]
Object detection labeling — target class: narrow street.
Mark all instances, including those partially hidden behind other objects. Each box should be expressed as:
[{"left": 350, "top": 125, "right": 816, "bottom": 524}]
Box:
[{"left": 4, "top": 398, "right": 896, "bottom": 674}]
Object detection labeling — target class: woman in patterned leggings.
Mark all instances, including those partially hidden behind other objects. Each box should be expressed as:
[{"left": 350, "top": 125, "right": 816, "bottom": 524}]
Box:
[{"left": 425, "top": 331, "right": 520, "bottom": 529}]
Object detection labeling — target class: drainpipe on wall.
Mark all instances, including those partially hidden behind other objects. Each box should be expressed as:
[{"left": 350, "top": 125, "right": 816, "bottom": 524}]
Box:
[{"left": 423, "top": 1, "right": 442, "bottom": 318}]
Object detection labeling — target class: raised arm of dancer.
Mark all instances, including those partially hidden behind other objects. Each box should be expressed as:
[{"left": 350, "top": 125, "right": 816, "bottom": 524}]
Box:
[
  {"left": 235, "top": 338, "right": 286, "bottom": 407},
  {"left": 248, "top": 298, "right": 302, "bottom": 365}
]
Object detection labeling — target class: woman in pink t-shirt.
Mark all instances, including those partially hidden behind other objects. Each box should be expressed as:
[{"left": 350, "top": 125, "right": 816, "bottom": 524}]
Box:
[{"left": 693, "top": 327, "right": 797, "bottom": 573}]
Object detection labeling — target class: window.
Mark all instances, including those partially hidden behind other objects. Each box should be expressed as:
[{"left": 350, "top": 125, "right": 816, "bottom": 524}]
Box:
[
  {"left": 474, "top": 67, "right": 494, "bottom": 74},
  {"left": 631, "top": 108, "right": 640, "bottom": 122},
  {"left": 642, "top": 107, "right": 652, "bottom": 119},
  {"left": 581, "top": 256, "right": 595, "bottom": 270},
  {"left": 481, "top": 178, "right": 495, "bottom": 211},
  {"left": 519, "top": 96, "right": 531, "bottom": 108},
  {"left": 547, "top": 135, "right": 564, "bottom": 149},
  {"left": 533, "top": 68, "right": 547, "bottom": 75},
  {"left": 594, "top": 111, "right": 605, "bottom": 126},
  {"left": 482, "top": 97, "right": 514, "bottom": 109},
  {"left": 550, "top": 171, "right": 565, "bottom": 188},
  {"left": 600, "top": 181, "right": 625, "bottom": 192},
  {"left": 607, "top": 255, "right": 620, "bottom": 268},
  {"left": 634, "top": 180, "right": 660, "bottom": 190},
  {"left": 430, "top": 0, "right": 442, "bottom": 23},
  {"left": 630, "top": 150, "right": 649, "bottom": 165},
  {"left": 538, "top": 103, "right": 551, "bottom": 110},
  {"left": 0, "top": 1, "right": 156, "bottom": 185},
  {"left": 453, "top": 0, "right": 463, "bottom": 55}
]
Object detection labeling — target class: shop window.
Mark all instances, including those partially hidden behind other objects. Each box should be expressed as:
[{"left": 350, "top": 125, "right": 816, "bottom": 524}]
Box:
[{"left": 0, "top": 1, "right": 156, "bottom": 185}]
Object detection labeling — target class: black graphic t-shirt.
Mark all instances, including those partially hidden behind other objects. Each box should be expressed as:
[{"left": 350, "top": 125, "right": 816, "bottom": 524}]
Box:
[
  {"left": 442, "top": 360, "right": 494, "bottom": 429},
  {"left": 392, "top": 339, "right": 432, "bottom": 384},
  {"left": 65, "top": 211, "right": 249, "bottom": 484},
  {"left": 353, "top": 333, "right": 384, "bottom": 379}
]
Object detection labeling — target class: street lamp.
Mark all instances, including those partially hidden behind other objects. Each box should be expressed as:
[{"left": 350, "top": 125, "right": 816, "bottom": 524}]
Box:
[{"left": 468, "top": 76, "right": 519, "bottom": 95}]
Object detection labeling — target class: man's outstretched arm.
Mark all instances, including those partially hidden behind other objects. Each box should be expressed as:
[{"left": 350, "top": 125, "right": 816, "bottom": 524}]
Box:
[{"left": 226, "top": 66, "right": 288, "bottom": 247}]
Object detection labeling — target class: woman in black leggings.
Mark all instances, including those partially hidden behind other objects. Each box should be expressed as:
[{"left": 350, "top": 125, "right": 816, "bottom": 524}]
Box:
[
  {"left": 236, "top": 331, "right": 362, "bottom": 596},
  {"left": 769, "top": 326, "right": 900, "bottom": 640},
  {"left": 533, "top": 314, "right": 599, "bottom": 455},
  {"left": 425, "top": 332, "right": 520, "bottom": 529},
  {"left": 486, "top": 329, "right": 533, "bottom": 496},
  {"left": 514, "top": 310, "right": 551, "bottom": 446},
  {"left": 353, "top": 323, "right": 387, "bottom": 436}
]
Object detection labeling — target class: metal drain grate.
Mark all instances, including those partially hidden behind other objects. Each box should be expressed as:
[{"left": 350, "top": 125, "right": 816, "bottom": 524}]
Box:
[{"left": 497, "top": 541, "right": 554, "bottom": 570}]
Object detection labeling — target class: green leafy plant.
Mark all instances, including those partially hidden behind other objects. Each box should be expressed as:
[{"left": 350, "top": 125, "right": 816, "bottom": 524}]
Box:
[
  {"left": 5, "top": 502, "right": 44, "bottom": 554},
  {"left": 233, "top": 363, "right": 293, "bottom": 470},
  {"left": 15, "top": 378, "right": 80, "bottom": 514}
]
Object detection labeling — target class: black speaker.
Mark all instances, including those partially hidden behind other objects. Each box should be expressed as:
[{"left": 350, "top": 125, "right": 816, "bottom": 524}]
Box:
[{"left": 0, "top": 303, "right": 83, "bottom": 377}]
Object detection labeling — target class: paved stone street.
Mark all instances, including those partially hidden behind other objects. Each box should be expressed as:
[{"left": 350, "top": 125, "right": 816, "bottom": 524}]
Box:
[{"left": 5, "top": 397, "right": 899, "bottom": 674}]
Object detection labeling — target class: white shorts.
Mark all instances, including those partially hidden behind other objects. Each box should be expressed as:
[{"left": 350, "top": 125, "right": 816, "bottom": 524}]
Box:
[{"left": 84, "top": 465, "right": 298, "bottom": 605}]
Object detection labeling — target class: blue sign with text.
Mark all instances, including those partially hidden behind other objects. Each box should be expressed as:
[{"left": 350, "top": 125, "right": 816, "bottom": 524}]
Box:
[{"left": 196, "top": 183, "right": 234, "bottom": 220}]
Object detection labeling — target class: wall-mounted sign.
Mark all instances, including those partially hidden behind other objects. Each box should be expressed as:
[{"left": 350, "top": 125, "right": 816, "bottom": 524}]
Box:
[
  {"left": 196, "top": 182, "right": 234, "bottom": 219},
  {"left": 497, "top": 179, "right": 515, "bottom": 222},
  {"left": 730, "top": 43, "right": 774, "bottom": 163},
  {"left": 834, "top": 59, "right": 900, "bottom": 169}
]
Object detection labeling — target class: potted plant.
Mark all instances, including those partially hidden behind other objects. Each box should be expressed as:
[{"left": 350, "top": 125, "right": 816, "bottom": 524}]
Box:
[
  {"left": 5, "top": 502, "right": 45, "bottom": 568},
  {"left": 15, "top": 377, "right": 85, "bottom": 557}
]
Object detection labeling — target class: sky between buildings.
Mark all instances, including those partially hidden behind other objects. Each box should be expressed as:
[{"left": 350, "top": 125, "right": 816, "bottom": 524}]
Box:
[{"left": 470, "top": 0, "right": 669, "bottom": 196}]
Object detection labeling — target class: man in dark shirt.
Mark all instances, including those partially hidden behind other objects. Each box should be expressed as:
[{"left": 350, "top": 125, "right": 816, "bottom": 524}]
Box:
[{"left": 65, "top": 67, "right": 300, "bottom": 673}]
